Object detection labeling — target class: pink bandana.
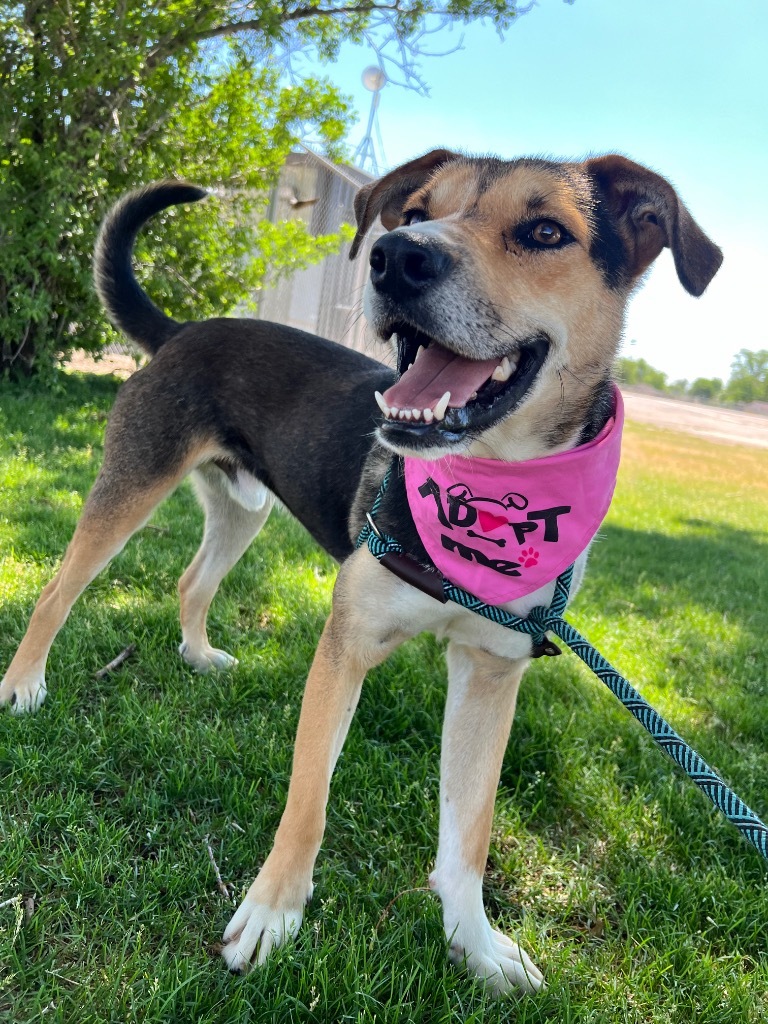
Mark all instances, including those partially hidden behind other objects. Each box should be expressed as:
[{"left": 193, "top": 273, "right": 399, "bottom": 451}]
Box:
[{"left": 404, "top": 387, "right": 624, "bottom": 602}]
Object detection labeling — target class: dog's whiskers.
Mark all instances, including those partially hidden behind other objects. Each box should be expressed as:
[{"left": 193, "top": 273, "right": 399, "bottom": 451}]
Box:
[
  {"left": 557, "top": 368, "right": 566, "bottom": 406},
  {"left": 561, "top": 365, "right": 600, "bottom": 388}
]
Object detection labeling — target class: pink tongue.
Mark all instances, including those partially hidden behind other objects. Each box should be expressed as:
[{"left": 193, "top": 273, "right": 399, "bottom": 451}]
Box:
[{"left": 382, "top": 346, "right": 500, "bottom": 410}]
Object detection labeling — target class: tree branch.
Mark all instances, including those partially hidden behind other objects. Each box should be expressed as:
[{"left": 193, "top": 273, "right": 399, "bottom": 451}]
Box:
[{"left": 192, "top": 3, "right": 404, "bottom": 45}]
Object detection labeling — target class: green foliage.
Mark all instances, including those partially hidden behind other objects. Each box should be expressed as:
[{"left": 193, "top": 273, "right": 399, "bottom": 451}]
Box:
[
  {"left": 615, "top": 355, "right": 669, "bottom": 391},
  {"left": 618, "top": 351, "right": 768, "bottom": 407},
  {"left": 0, "top": 0, "right": 543, "bottom": 380},
  {"left": 723, "top": 348, "right": 768, "bottom": 404},
  {"left": 688, "top": 376, "right": 723, "bottom": 401},
  {"left": 667, "top": 378, "right": 690, "bottom": 397},
  {"left": 0, "top": 2, "right": 352, "bottom": 379}
]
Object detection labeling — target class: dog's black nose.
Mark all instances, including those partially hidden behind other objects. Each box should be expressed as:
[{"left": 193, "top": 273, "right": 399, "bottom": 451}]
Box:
[{"left": 369, "top": 232, "right": 452, "bottom": 297}]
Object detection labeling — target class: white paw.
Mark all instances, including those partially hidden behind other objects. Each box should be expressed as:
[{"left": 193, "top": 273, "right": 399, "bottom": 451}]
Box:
[
  {"left": 0, "top": 671, "right": 47, "bottom": 714},
  {"left": 448, "top": 926, "right": 544, "bottom": 996},
  {"left": 221, "top": 895, "right": 305, "bottom": 972},
  {"left": 179, "top": 641, "right": 238, "bottom": 673}
]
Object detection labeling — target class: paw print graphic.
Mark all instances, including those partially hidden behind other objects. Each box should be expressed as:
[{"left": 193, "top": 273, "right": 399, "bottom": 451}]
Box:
[{"left": 520, "top": 546, "right": 539, "bottom": 568}]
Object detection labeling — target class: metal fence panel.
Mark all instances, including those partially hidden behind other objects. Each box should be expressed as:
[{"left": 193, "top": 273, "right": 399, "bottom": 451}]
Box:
[{"left": 257, "top": 146, "right": 387, "bottom": 362}]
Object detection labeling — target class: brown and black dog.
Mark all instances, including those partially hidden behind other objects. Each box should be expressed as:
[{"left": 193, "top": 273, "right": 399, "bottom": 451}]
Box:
[{"left": 0, "top": 150, "right": 721, "bottom": 994}]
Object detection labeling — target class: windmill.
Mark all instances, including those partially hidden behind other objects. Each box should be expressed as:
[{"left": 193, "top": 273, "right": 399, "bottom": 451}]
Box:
[{"left": 352, "top": 66, "right": 387, "bottom": 175}]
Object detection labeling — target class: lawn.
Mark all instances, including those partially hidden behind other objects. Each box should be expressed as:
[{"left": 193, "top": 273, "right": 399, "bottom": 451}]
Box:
[{"left": 1, "top": 373, "right": 766, "bottom": 1023}]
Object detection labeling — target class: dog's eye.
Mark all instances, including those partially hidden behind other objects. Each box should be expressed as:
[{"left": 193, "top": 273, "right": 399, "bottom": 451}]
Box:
[
  {"left": 532, "top": 221, "right": 562, "bottom": 245},
  {"left": 518, "top": 220, "right": 572, "bottom": 249},
  {"left": 403, "top": 209, "right": 428, "bottom": 226}
]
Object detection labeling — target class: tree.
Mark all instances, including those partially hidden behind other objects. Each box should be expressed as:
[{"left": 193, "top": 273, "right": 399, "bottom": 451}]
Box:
[
  {"left": 1, "top": 0, "right": 549, "bottom": 380},
  {"left": 723, "top": 348, "right": 768, "bottom": 405},
  {"left": 615, "top": 356, "right": 668, "bottom": 392},
  {"left": 667, "top": 378, "right": 689, "bottom": 397},
  {"left": 1, "top": 3, "right": 352, "bottom": 378},
  {"left": 688, "top": 377, "right": 723, "bottom": 402}
]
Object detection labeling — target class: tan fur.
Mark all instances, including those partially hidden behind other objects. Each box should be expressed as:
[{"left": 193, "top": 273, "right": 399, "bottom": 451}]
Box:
[
  {"left": 441, "top": 643, "right": 526, "bottom": 873},
  {"left": 1, "top": 152, "right": 722, "bottom": 995},
  {"left": 222, "top": 152, "right": 719, "bottom": 990},
  {"left": 366, "top": 161, "right": 632, "bottom": 460},
  {"left": 0, "top": 490, "right": 168, "bottom": 708},
  {"left": 0, "top": 443, "right": 221, "bottom": 708}
]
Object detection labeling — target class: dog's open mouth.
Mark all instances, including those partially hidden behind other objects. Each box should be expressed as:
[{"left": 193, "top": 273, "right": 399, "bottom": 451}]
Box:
[{"left": 374, "top": 328, "right": 549, "bottom": 446}]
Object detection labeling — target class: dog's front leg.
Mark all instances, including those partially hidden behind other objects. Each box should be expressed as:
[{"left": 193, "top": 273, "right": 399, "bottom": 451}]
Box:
[
  {"left": 431, "top": 641, "right": 544, "bottom": 995},
  {"left": 221, "top": 556, "right": 404, "bottom": 971}
]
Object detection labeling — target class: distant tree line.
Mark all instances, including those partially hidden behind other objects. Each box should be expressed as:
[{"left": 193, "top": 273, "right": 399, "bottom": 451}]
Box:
[{"left": 616, "top": 349, "right": 768, "bottom": 407}]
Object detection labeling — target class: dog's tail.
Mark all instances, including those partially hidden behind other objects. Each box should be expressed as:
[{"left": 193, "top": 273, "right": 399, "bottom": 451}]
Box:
[{"left": 94, "top": 180, "right": 208, "bottom": 355}]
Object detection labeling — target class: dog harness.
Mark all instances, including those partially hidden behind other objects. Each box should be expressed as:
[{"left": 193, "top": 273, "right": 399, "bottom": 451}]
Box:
[
  {"left": 404, "top": 388, "right": 624, "bottom": 603},
  {"left": 356, "top": 395, "right": 768, "bottom": 862}
]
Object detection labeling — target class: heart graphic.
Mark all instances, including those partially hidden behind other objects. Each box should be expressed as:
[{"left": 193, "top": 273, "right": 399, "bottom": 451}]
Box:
[{"left": 478, "top": 509, "right": 508, "bottom": 533}]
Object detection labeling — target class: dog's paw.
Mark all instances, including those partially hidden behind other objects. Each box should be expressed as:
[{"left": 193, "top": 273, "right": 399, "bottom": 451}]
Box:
[
  {"left": 220, "top": 896, "right": 306, "bottom": 972},
  {"left": 448, "top": 926, "right": 544, "bottom": 996},
  {"left": 179, "top": 641, "right": 238, "bottom": 673},
  {"left": 0, "top": 671, "right": 47, "bottom": 714}
]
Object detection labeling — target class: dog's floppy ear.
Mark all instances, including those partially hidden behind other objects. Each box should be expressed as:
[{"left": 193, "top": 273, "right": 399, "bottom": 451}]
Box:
[
  {"left": 585, "top": 155, "right": 723, "bottom": 295},
  {"left": 349, "top": 149, "right": 461, "bottom": 259}
]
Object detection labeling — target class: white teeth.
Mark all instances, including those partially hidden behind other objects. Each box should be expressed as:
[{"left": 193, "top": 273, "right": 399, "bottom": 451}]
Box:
[
  {"left": 469, "top": 391, "right": 478, "bottom": 400},
  {"left": 415, "top": 345, "right": 426, "bottom": 361},
  {"left": 491, "top": 356, "right": 515, "bottom": 382},
  {"left": 433, "top": 391, "right": 451, "bottom": 421},
  {"left": 376, "top": 397, "right": 439, "bottom": 424}
]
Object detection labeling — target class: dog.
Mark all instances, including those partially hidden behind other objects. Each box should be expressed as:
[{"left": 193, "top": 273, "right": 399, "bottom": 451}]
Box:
[{"left": 0, "top": 150, "right": 722, "bottom": 994}]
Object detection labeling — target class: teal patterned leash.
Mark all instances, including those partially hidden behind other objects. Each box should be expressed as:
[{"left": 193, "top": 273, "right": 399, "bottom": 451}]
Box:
[{"left": 357, "top": 466, "right": 768, "bottom": 861}]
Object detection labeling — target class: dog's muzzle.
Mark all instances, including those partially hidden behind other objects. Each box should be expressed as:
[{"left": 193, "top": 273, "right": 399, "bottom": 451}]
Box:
[
  {"left": 368, "top": 232, "right": 454, "bottom": 300},
  {"left": 365, "top": 230, "right": 549, "bottom": 452}
]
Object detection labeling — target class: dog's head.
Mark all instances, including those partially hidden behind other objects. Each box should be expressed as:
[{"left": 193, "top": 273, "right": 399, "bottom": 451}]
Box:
[{"left": 350, "top": 150, "right": 722, "bottom": 460}]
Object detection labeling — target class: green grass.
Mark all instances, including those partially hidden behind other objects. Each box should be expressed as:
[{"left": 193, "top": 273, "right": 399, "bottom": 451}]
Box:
[{"left": 1, "top": 373, "right": 767, "bottom": 1023}]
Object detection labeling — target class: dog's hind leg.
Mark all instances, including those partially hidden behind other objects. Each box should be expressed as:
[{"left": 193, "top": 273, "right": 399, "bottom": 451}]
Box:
[
  {"left": 178, "top": 464, "right": 273, "bottom": 672},
  {"left": 430, "top": 642, "right": 544, "bottom": 996},
  {"left": 0, "top": 465, "right": 188, "bottom": 714}
]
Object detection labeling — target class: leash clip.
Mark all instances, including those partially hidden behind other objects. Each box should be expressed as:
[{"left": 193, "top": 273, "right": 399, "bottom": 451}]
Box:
[{"left": 530, "top": 637, "right": 562, "bottom": 658}]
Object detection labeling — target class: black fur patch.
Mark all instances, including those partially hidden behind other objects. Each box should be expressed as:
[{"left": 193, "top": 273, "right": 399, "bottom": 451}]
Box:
[
  {"left": 576, "top": 379, "right": 617, "bottom": 445},
  {"left": 585, "top": 174, "right": 630, "bottom": 289},
  {"left": 94, "top": 182, "right": 207, "bottom": 354}
]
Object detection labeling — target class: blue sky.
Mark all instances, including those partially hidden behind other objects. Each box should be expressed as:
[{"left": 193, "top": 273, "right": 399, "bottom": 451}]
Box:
[{"left": 312, "top": 0, "right": 767, "bottom": 384}]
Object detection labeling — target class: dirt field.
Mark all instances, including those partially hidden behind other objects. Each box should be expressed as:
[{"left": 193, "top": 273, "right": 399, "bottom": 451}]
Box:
[
  {"left": 65, "top": 350, "right": 141, "bottom": 379},
  {"left": 64, "top": 352, "right": 768, "bottom": 450},
  {"left": 622, "top": 390, "right": 768, "bottom": 450}
]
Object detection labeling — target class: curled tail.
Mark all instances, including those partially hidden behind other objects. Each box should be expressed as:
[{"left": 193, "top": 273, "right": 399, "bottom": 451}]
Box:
[{"left": 94, "top": 180, "right": 207, "bottom": 355}]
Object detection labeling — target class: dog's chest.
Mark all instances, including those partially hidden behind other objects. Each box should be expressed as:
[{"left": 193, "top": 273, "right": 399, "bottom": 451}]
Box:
[
  {"left": 361, "top": 543, "right": 589, "bottom": 663},
  {"left": 358, "top": 454, "right": 595, "bottom": 661},
  {"left": 429, "top": 552, "right": 588, "bottom": 658}
]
